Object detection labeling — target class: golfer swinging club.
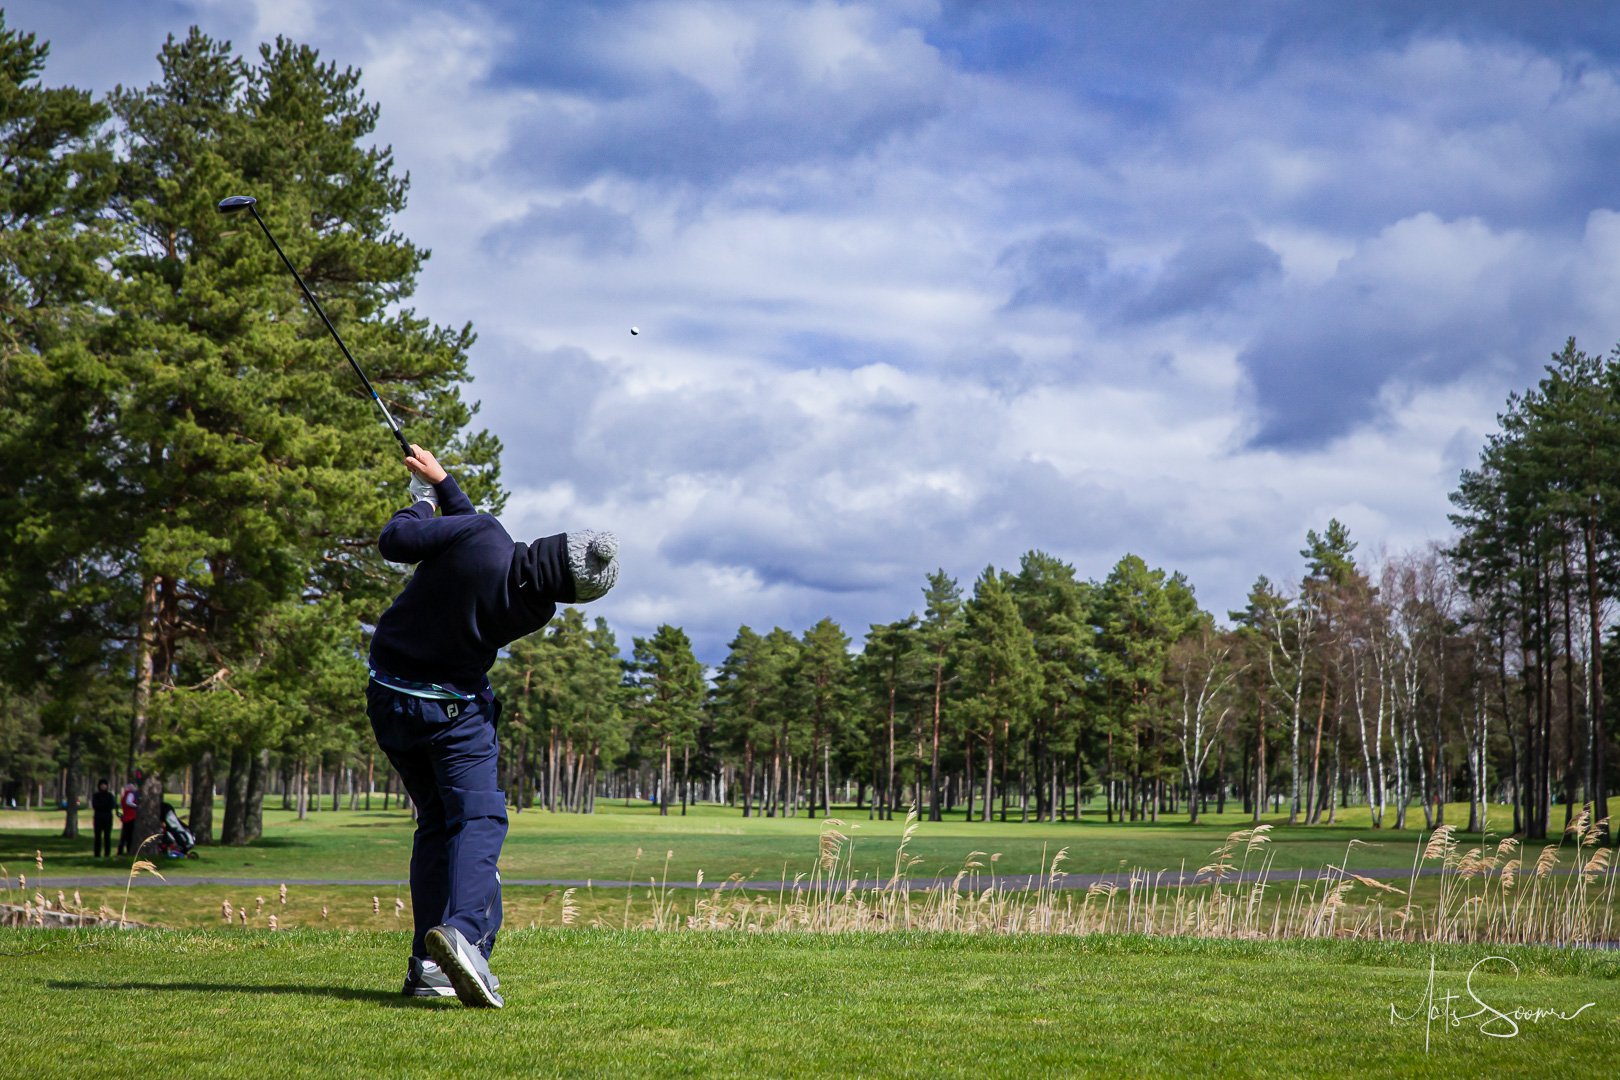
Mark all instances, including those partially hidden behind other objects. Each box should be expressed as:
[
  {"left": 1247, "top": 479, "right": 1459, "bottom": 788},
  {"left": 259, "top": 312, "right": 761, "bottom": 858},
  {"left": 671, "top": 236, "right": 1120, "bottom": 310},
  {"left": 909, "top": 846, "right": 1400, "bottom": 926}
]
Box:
[{"left": 367, "top": 443, "right": 618, "bottom": 1008}]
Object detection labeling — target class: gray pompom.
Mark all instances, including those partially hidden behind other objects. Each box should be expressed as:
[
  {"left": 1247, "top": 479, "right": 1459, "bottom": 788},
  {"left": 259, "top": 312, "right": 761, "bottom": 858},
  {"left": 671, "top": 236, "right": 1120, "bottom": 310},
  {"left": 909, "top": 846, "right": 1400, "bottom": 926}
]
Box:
[{"left": 567, "top": 530, "right": 619, "bottom": 602}]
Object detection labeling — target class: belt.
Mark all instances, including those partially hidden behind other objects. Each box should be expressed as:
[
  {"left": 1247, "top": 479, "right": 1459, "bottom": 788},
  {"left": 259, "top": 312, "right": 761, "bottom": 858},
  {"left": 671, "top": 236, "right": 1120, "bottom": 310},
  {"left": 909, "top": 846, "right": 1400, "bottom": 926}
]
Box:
[{"left": 368, "top": 668, "right": 491, "bottom": 703}]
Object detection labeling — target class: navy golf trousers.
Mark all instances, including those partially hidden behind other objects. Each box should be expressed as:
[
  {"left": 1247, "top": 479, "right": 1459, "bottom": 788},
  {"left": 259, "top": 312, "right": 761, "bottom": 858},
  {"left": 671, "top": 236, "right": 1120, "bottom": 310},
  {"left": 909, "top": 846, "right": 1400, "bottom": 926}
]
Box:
[{"left": 366, "top": 681, "right": 508, "bottom": 960}]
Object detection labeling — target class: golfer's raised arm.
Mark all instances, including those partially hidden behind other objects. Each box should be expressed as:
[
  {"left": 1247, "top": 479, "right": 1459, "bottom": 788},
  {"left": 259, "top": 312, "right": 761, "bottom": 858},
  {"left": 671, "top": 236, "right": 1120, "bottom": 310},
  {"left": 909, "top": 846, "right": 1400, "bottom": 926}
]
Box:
[{"left": 378, "top": 450, "right": 479, "bottom": 562}]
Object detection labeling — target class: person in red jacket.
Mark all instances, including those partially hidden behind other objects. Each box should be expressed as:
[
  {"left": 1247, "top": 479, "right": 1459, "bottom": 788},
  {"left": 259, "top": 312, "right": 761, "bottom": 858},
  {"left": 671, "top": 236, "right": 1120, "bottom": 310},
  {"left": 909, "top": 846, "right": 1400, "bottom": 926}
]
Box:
[{"left": 116, "top": 781, "right": 138, "bottom": 856}]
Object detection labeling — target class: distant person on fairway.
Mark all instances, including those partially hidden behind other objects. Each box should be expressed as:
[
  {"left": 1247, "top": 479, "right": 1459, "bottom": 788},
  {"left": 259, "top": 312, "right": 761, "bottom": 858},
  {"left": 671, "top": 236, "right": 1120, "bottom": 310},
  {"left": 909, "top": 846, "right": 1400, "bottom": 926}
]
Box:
[
  {"left": 91, "top": 780, "right": 115, "bottom": 858},
  {"left": 116, "top": 781, "right": 138, "bottom": 856},
  {"left": 367, "top": 444, "right": 617, "bottom": 1009}
]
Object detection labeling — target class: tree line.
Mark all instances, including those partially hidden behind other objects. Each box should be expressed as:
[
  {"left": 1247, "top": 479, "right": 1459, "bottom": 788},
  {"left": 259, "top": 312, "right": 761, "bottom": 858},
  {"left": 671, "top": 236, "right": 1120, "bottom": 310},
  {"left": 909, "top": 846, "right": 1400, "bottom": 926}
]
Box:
[
  {"left": 1, "top": 15, "right": 1614, "bottom": 845},
  {"left": 502, "top": 509, "right": 1607, "bottom": 847}
]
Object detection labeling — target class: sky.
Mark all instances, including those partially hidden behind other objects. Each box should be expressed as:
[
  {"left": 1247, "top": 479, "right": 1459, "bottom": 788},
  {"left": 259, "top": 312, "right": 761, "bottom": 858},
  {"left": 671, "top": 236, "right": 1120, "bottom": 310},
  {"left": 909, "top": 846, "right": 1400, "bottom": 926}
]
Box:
[{"left": 14, "top": 0, "right": 1620, "bottom": 662}]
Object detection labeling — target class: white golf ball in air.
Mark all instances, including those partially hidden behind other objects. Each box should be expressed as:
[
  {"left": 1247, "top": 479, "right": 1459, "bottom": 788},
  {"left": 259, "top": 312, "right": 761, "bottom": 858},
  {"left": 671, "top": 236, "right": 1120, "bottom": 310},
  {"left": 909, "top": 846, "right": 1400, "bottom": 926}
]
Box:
[{"left": 630, "top": 326, "right": 640, "bottom": 336}]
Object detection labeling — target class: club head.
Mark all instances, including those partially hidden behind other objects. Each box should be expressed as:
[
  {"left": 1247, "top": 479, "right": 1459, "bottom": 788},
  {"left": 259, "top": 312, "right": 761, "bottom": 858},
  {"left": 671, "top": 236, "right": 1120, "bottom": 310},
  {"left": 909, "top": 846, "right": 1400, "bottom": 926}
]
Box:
[{"left": 216, "top": 195, "right": 258, "bottom": 215}]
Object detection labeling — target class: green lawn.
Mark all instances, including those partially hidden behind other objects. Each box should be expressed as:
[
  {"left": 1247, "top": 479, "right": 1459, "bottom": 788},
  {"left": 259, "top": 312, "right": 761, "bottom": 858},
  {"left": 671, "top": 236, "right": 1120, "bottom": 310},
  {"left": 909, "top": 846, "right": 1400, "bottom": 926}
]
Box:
[
  {"left": 7, "top": 804, "right": 1615, "bottom": 1075},
  {"left": 2, "top": 799, "right": 1551, "bottom": 888},
  {"left": 3, "top": 928, "right": 1616, "bottom": 1077}
]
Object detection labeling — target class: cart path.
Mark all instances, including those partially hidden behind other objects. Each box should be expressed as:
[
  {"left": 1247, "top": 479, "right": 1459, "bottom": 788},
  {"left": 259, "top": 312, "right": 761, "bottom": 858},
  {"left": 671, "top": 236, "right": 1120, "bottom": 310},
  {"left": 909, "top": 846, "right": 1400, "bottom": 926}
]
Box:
[{"left": 24, "top": 865, "right": 1498, "bottom": 891}]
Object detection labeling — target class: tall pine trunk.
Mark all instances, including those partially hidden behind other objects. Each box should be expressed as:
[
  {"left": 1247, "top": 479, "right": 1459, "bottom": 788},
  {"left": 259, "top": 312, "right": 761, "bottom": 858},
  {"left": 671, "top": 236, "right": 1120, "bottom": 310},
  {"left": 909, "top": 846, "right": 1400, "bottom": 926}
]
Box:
[
  {"left": 244, "top": 749, "right": 268, "bottom": 841},
  {"left": 130, "top": 575, "right": 164, "bottom": 848},
  {"left": 929, "top": 657, "right": 945, "bottom": 822},
  {"left": 1306, "top": 676, "right": 1328, "bottom": 824},
  {"left": 1583, "top": 519, "right": 1609, "bottom": 841},
  {"left": 190, "top": 751, "right": 214, "bottom": 844},
  {"left": 60, "top": 722, "right": 80, "bottom": 840},
  {"left": 220, "top": 746, "right": 249, "bottom": 844},
  {"left": 981, "top": 728, "right": 994, "bottom": 823}
]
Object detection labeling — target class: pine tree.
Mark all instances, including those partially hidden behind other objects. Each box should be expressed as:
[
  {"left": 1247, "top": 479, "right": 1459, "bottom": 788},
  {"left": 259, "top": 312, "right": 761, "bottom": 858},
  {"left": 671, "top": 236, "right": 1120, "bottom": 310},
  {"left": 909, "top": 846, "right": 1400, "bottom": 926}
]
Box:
[
  {"left": 490, "top": 632, "right": 548, "bottom": 813},
  {"left": 1299, "top": 519, "right": 1359, "bottom": 824},
  {"left": 632, "top": 626, "right": 704, "bottom": 816},
  {"left": 0, "top": 12, "right": 121, "bottom": 837},
  {"left": 918, "top": 571, "right": 962, "bottom": 821},
  {"left": 856, "top": 616, "right": 924, "bottom": 820},
  {"left": 1094, "top": 555, "right": 1199, "bottom": 823},
  {"left": 758, "top": 628, "right": 806, "bottom": 817},
  {"left": 1230, "top": 576, "right": 1286, "bottom": 822},
  {"left": 1009, "top": 551, "right": 1096, "bottom": 822},
  {"left": 712, "top": 626, "right": 781, "bottom": 817},
  {"left": 798, "top": 618, "right": 853, "bottom": 818},
  {"left": 958, "top": 567, "right": 1042, "bottom": 822},
  {"left": 81, "top": 29, "right": 504, "bottom": 843}
]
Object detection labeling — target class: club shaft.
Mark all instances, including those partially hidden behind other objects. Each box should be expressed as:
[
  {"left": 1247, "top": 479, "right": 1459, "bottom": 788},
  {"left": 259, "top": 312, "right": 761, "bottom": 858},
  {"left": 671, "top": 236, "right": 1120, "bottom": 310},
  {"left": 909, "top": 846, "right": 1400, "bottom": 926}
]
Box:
[{"left": 247, "top": 205, "right": 413, "bottom": 457}]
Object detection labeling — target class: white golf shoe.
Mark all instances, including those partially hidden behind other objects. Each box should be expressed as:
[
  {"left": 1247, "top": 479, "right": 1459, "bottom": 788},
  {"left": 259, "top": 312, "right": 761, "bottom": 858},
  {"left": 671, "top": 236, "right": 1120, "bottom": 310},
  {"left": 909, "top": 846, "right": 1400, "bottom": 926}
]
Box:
[{"left": 424, "top": 924, "right": 505, "bottom": 1009}]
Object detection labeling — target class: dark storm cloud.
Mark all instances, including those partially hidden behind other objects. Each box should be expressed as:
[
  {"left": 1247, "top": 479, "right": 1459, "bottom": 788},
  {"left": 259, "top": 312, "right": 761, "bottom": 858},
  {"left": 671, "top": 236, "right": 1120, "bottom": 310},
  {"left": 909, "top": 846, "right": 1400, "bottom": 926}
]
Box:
[
  {"left": 999, "top": 233, "right": 1112, "bottom": 312},
  {"left": 929, "top": 1, "right": 1620, "bottom": 91},
  {"left": 659, "top": 454, "right": 1134, "bottom": 602},
  {"left": 471, "top": 344, "right": 808, "bottom": 506},
  {"left": 953, "top": 4, "right": 1620, "bottom": 448},
  {"left": 584, "top": 389, "right": 804, "bottom": 491},
  {"left": 660, "top": 521, "right": 892, "bottom": 595},
  {"left": 1125, "top": 220, "right": 1282, "bottom": 323},
  {"left": 14, "top": 0, "right": 254, "bottom": 89},
  {"left": 503, "top": 76, "right": 948, "bottom": 189},
  {"left": 973, "top": 458, "right": 1137, "bottom": 556},
  {"left": 469, "top": 340, "right": 619, "bottom": 489},
  {"left": 480, "top": 199, "right": 640, "bottom": 259},
  {"left": 1001, "top": 220, "right": 1281, "bottom": 325},
  {"left": 480, "top": 2, "right": 952, "bottom": 187},
  {"left": 1235, "top": 214, "right": 1576, "bottom": 448}
]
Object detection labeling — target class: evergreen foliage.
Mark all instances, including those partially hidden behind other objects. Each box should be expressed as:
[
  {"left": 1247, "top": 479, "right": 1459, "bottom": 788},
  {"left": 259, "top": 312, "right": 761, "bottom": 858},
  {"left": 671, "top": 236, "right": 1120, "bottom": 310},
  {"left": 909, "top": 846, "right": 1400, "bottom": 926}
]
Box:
[{"left": 0, "top": 20, "right": 498, "bottom": 838}]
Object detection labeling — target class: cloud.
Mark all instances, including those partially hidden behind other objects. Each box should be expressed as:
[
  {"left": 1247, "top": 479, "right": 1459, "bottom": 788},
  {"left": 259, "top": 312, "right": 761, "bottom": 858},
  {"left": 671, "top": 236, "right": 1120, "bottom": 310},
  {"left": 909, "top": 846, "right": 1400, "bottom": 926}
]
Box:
[
  {"left": 488, "top": 1, "right": 955, "bottom": 187},
  {"left": 481, "top": 198, "right": 641, "bottom": 259},
  {"left": 1235, "top": 211, "right": 1620, "bottom": 448},
  {"left": 15, "top": 0, "right": 1620, "bottom": 661},
  {"left": 1125, "top": 218, "right": 1282, "bottom": 322},
  {"left": 999, "top": 232, "right": 1111, "bottom": 312},
  {"left": 1000, "top": 218, "right": 1281, "bottom": 325}
]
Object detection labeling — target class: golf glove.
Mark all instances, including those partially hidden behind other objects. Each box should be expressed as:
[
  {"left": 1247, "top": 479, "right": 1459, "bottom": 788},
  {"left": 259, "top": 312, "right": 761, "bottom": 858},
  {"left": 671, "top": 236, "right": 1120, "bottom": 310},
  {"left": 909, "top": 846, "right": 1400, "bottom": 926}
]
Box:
[
  {"left": 409, "top": 474, "right": 438, "bottom": 510},
  {"left": 567, "top": 530, "right": 619, "bottom": 601}
]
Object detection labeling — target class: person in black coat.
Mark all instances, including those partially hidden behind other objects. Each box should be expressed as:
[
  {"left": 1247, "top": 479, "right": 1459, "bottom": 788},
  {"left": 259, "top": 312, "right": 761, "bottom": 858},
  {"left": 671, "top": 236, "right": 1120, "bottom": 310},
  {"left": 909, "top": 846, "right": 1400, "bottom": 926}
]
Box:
[
  {"left": 90, "top": 779, "right": 115, "bottom": 858},
  {"left": 368, "top": 444, "right": 618, "bottom": 1009}
]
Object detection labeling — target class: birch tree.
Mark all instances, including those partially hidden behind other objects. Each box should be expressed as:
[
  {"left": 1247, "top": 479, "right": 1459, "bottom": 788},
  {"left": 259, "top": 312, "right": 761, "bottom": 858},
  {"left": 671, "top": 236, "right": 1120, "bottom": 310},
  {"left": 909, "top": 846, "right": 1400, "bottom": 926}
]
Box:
[{"left": 1169, "top": 623, "right": 1241, "bottom": 824}]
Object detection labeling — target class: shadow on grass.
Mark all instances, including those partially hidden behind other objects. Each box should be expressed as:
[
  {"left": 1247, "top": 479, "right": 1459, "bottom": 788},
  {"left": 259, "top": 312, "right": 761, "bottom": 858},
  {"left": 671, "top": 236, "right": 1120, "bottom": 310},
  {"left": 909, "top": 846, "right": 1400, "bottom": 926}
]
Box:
[
  {"left": 332, "top": 822, "right": 412, "bottom": 830},
  {"left": 4, "top": 832, "right": 316, "bottom": 864},
  {"left": 48, "top": 979, "right": 439, "bottom": 1007}
]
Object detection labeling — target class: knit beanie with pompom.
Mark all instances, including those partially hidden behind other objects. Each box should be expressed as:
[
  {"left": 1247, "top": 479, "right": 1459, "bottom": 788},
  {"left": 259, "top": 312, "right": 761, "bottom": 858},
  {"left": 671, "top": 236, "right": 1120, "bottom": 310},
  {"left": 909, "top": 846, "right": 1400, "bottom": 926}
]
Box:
[{"left": 567, "top": 531, "right": 619, "bottom": 602}]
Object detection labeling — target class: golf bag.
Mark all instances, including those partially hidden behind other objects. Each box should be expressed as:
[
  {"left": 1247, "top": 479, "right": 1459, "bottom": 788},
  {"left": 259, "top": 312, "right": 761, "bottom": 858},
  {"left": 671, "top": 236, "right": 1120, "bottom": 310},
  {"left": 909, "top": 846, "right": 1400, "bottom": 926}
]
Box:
[{"left": 158, "top": 801, "right": 198, "bottom": 858}]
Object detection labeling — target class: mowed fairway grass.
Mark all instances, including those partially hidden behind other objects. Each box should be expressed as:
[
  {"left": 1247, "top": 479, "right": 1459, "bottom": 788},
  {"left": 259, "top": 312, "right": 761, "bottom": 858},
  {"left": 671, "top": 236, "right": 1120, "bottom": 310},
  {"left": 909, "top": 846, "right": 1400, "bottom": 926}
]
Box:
[
  {"left": 2, "top": 799, "right": 1540, "bottom": 887},
  {"left": 3, "top": 928, "right": 1618, "bottom": 1077}
]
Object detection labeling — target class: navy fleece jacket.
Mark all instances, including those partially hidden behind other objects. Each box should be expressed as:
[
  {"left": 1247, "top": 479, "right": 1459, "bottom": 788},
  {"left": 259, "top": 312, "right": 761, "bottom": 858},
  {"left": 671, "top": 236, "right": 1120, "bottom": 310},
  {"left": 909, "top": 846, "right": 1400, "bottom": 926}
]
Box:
[{"left": 368, "top": 474, "right": 575, "bottom": 692}]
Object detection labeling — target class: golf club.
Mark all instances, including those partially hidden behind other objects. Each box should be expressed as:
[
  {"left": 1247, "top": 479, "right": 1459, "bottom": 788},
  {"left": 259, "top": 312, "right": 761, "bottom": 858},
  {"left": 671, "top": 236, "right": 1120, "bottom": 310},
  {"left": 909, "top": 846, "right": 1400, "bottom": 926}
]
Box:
[{"left": 216, "top": 194, "right": 413, "bottom": 457}]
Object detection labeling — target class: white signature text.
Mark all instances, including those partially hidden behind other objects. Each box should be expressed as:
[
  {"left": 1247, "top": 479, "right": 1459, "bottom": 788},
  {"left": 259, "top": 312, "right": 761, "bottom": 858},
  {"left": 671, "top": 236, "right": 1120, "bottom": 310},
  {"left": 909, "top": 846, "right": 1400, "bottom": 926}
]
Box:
[{"left": 1389, "top": 955, "right": 1596, "bottom": 1050}]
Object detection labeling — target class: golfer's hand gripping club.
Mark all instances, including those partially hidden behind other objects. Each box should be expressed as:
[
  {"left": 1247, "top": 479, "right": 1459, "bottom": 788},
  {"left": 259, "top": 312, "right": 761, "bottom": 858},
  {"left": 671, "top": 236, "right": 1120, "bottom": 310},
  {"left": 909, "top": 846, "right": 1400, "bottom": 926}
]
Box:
[
  {"left": 405, "top": 444, "right": 445, "bottom": 509},
  {"left": 216, "top": 195, "right": 413, "bottom": 458}
]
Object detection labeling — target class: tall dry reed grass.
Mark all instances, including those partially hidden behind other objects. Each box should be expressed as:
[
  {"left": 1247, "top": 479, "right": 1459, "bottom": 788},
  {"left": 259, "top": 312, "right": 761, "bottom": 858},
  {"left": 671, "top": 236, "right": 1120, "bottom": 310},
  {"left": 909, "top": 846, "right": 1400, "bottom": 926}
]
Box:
[{"left": 583, "top": 807, "right": 1617, "bottom": 946}]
